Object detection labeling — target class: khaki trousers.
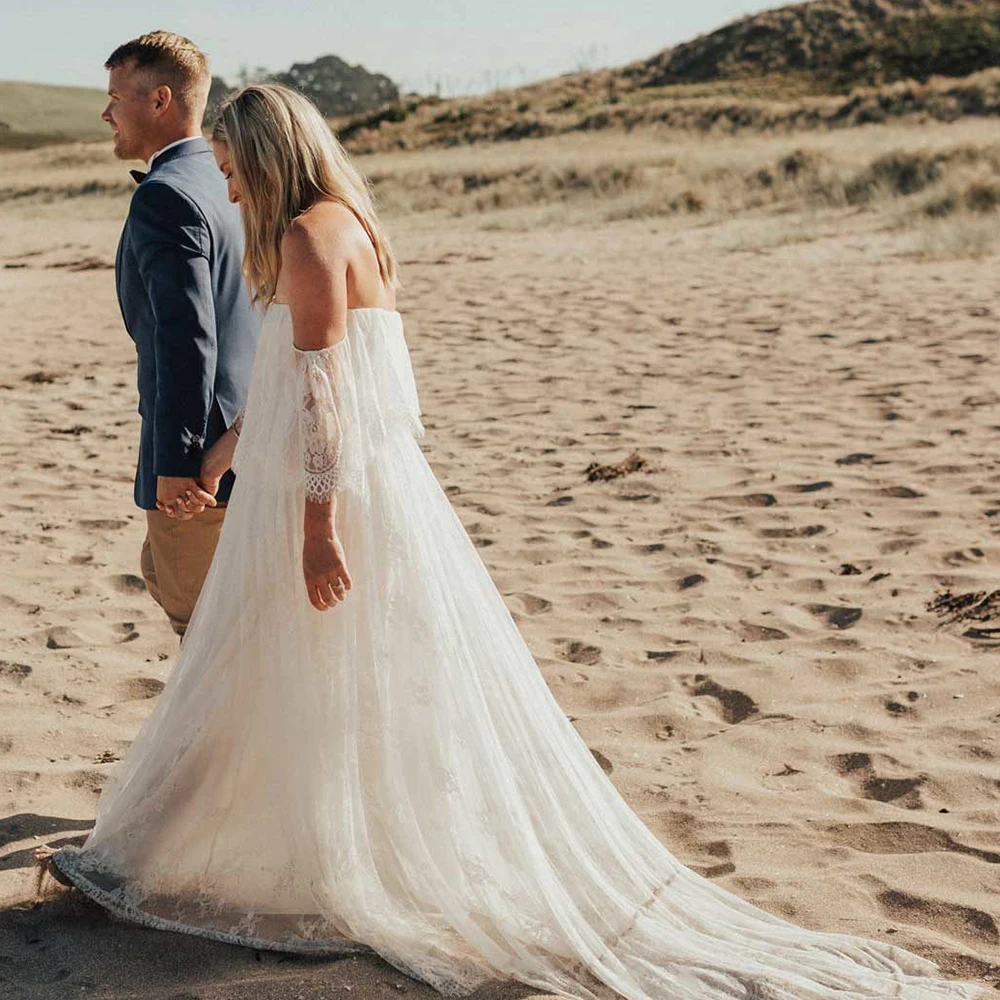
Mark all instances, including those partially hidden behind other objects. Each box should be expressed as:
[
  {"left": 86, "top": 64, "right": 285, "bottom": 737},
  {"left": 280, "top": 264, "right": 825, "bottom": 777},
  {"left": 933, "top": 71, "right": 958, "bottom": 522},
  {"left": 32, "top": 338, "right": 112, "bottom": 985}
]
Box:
[{"left": 140, "top": 506, "right": 227, "bottom": 638}]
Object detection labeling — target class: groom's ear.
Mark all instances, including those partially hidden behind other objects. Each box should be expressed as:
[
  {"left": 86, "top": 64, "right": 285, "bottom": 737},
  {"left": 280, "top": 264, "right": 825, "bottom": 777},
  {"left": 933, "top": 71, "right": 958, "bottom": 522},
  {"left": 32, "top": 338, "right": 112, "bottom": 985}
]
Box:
[{"left": 152, "top": 84, "right": 173, "bottom": 116}]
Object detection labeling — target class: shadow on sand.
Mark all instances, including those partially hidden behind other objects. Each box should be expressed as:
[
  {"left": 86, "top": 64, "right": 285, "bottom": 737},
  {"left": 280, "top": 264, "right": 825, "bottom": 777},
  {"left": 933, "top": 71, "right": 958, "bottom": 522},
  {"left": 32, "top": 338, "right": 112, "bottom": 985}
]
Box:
[{"left": 0, "top": 813, "right": 547, "bottom": 1000}]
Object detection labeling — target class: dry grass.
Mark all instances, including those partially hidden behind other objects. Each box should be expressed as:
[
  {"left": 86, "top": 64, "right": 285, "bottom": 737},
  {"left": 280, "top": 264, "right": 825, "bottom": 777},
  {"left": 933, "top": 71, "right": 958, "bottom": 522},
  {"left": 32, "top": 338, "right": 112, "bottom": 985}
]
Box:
[
  {"left": 0, "top": 142, "right": 133, "bottom": 204},
  {"left": 361, "top": 120, "right": 1000, "bottom": 258},
  {"left": 4, "top": 118, "right": 1000, "bottom": 258},
  {"left": 903, "top": 212, "right": 1000, "bottom": 258},
  {"left": 334, "top": 67, "right": 1000, "bottom": 153}
]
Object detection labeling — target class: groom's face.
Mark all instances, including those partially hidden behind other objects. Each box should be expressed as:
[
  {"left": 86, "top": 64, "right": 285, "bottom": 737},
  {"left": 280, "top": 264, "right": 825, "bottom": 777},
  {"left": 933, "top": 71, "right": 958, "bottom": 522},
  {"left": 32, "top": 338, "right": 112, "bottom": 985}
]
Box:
[{"left": 101, "top": 63, "right": 158, "bottom": 161}]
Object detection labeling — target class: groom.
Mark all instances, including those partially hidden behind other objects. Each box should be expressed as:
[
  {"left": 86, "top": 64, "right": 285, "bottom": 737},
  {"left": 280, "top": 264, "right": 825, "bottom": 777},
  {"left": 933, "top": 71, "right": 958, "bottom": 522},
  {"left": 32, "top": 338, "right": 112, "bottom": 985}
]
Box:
[{"left": 102, "top": 31, "right": 259, "bottom": 638}]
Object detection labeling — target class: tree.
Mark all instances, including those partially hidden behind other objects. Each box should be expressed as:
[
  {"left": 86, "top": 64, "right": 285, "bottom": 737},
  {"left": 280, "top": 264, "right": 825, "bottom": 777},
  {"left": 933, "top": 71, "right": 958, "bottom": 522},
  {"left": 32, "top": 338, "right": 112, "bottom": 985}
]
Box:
[{"left": 271, "top": 55, "right": 399, "bottom": 116}]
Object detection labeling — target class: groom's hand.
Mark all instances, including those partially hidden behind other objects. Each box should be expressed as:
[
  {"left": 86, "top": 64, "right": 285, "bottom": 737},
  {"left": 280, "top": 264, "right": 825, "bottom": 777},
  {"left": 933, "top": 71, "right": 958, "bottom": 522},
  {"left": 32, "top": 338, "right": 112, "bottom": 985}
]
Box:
[{"left": 157, "top": 476, "right": 217, "bottom": 520}]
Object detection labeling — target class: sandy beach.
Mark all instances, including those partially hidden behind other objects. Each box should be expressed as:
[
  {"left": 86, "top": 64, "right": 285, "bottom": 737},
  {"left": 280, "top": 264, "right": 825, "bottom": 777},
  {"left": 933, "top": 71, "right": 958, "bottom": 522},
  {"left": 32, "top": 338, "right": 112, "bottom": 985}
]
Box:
[{"left": 1, "top": 179, "right": 999, "bottom": 997}]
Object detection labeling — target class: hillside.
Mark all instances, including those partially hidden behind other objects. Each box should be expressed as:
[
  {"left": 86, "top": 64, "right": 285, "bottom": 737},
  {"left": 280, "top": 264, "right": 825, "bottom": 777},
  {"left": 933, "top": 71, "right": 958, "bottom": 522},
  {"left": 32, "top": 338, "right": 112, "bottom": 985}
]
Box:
[
  {"left": 332, "top": 67, "right": 1000, "bottom": 153},
  {"left": 0, "top": 81, "right": 107, "bottom": 147},
  {"left": 627, "top": 0, "right": 1000, "bottom": 89},
  {"left": 334, "top": 0, "right": 1000, "bottom": 151}
]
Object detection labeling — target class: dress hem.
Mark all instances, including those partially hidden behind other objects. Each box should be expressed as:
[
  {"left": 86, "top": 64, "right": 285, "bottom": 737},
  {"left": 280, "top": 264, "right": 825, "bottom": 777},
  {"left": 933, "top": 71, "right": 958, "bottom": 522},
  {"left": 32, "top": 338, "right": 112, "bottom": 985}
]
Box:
[{"left": 51, "top": 848, "right": 375, "bottom": 958}]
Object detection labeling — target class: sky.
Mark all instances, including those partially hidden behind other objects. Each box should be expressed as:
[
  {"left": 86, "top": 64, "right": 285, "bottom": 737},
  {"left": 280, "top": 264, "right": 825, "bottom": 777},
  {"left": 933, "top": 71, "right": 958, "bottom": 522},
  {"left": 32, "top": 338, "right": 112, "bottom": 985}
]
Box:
[{"left": 3, "top": 1, "right": 779, "bottom": 97}]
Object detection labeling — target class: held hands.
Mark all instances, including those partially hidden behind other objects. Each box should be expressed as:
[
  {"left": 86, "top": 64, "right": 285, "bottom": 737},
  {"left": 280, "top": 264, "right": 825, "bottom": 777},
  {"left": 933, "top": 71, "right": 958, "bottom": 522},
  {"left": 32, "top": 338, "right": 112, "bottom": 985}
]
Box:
[
  {"left": 303, "top": 502, "right": 352, "bottom": 611},
  {"left": 156, "top": 476, "right": 217, "bottom": 520},
  {"left": 157, "top": 430, "right": 238, "bottom": 519}
]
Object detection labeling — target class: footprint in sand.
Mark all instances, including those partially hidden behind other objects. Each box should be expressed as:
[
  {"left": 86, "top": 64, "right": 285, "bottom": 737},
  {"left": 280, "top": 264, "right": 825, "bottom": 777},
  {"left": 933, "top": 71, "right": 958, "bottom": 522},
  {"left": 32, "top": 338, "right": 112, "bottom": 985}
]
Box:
[
  {"left": 0, "top": 661, "right": 32, "bottom": 682},
  {"left": 471, "top": 503, "right": 502, "bottom": 517},
  {"left": 877, "top": 889, "right": 998, "bottom": 947},
  {"left": 759, "top": 525, "right": 825, "bottom": 539},
  {"left": 68, "top": 769, "right": 106, "bottom": 794},
  {"left": 23, "top": 370, "right": 60, "bottom": 385},
  {"left": 692, "top": 840, "right": 736, "bottom": 878},
  {"left": 807, "top": 605, "right": 863, "bottom": 629},
  {"left": 46, "top": 626, "right": 85, "bottom": 649},
  {"left": 48, "top": 691, "right": 85, "bottom": 706},
  {"left": 51, "top": 424, "right": 93, "bottom": 437},
  {"left": 79, "top": 518, "right": 129, "bottom": 531},
  {"left": 703, "top": 840, "right": 732, "bottom": 859},
  {"left": 879, "top": 535, "right": 922, "bottom": 555},
  {"left": 47, "top": 256, "right": 114, "bottom": 272},
  {"left": 619, "top": 492, "right": 660, "bottom": 503},
  {"left": 560, "top": 641, "right": 602, "bottom": 666},
  {"left": 119, "top": 677, "right": 166, "bottom": 701},
  {"left": 112, "top": 573, "right": 146, "bottom": 595},
  {"left": 509, "top": 593, "right": 552, "bottom": 615},
  {"left": 570, "top": 593, "right": 621, "bottom": 614},
  {"left": 679, "top": 573, "right": 706, "bottom": 590},
  {"left": 686, "top": 675, "right": 759, "bottom": 724},
  {"left": 736, "top": 622, "right": 789, "bottom": 642},
  {"left": 712, "top": 493, "right": 777, "bottom": 508},
  {"left": 589, "top": 748, "right": 613, "bottom": 774},
  {"left": 879, "top": 486, "right": 924, "bottom": 499},
  {"left": 827, "top": 752, "right": 926, "bottom": 807},
  {"left": 826, "top": 821, "right": 1000, "bottom": 864},
  {"left": 47, "top": 623, "right": 139, "bottom": 648}
]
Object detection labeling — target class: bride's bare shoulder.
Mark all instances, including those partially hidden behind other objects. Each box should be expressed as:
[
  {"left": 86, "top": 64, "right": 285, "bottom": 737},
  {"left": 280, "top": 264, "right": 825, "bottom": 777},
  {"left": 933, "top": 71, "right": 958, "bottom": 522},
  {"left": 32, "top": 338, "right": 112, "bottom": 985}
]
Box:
[
  {"left": 283, "top": 200, "right": 358, "bottom": 254},
  {"left": 276, "top": 202, "right": 364, "bottom": 304}
]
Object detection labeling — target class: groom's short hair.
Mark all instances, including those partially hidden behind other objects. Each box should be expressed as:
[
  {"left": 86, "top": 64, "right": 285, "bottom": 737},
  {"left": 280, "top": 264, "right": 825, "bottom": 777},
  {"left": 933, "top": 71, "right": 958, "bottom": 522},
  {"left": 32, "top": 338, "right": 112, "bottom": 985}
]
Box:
[{"left": 105, "top": 31, "right": 210, "bottom": 115}]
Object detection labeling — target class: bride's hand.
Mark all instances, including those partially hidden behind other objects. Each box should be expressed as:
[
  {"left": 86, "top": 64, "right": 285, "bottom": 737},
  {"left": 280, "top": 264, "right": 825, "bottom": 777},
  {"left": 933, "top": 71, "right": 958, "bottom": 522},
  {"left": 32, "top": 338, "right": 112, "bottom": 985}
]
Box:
[
  {"left": 199, "top": 429, "right": 237, "bottom": 498},
  {"left": 303, "top": 504, "right": 352, "bottom": 610}
]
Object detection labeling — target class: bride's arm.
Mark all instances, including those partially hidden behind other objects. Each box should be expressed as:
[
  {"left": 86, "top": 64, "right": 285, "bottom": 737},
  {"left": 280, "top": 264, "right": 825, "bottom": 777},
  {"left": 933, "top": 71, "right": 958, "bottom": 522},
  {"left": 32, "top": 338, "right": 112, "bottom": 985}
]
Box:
[
  {"left": 199, "top": 412, "right": 241, "bottom": 497},
  {"left": 282, "top": 215, "right": 353, "bottom": 612}
]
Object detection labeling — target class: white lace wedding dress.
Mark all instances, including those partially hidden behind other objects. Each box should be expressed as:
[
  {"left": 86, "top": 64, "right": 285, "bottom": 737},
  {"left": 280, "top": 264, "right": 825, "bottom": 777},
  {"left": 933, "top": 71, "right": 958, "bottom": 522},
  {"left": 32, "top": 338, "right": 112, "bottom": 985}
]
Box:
[{"left": 50, "top": 306, "right": 988, "bottom": 1000}]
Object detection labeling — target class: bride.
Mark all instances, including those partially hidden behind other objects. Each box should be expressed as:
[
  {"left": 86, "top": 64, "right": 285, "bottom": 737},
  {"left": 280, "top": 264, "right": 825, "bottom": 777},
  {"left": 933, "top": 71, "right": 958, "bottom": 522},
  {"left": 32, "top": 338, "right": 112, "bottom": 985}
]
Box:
[{"left": 35, "top": 84, "right": 988, "bottom": 1000}]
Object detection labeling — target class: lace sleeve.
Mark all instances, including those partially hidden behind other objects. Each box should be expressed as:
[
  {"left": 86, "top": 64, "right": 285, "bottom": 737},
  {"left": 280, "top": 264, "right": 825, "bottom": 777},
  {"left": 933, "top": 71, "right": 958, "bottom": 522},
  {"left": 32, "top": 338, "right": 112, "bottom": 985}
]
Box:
[
  {"left": 294, "top": 343, "right": 344, "bottom": 503},
  {"left": 231, "top": 405, "right": 246, "bottom": 438}
]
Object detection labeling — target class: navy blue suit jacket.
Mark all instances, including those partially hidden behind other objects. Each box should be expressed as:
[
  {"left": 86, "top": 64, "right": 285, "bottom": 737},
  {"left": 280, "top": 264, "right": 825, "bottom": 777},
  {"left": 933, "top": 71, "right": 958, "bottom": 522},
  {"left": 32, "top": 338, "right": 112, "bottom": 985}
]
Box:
[{"left": 116, "top": 137, "right": 259, "bottom": 510}]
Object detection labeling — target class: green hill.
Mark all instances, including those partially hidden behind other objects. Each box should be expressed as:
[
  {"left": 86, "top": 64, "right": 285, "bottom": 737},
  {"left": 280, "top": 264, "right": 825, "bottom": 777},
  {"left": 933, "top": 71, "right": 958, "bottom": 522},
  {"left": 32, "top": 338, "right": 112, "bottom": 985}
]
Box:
[{"left": 0, "top": 80, "right": 107, "bottom": 147}]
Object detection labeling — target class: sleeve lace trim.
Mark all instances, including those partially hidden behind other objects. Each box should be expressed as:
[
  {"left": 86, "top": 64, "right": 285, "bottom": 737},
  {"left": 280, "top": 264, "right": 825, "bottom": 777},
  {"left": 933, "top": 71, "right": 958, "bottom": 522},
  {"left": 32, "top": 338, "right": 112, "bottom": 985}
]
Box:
[{"left": 294, "top": 342, "right": 345, "bottom": 503}]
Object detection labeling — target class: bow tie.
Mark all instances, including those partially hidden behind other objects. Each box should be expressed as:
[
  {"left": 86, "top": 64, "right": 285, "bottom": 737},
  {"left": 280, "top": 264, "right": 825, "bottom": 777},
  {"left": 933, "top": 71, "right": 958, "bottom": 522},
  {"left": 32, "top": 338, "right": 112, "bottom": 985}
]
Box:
[{"left": 129, "top": 169, "right": 147, "bottom": 184}]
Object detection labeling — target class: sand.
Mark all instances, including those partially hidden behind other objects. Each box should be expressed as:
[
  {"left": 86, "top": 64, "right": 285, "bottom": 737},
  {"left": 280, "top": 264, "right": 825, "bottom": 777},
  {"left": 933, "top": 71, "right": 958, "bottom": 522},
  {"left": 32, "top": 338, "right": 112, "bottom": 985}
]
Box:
[{"left": 0, "top": 201, "right": 998, "bottom": 998}]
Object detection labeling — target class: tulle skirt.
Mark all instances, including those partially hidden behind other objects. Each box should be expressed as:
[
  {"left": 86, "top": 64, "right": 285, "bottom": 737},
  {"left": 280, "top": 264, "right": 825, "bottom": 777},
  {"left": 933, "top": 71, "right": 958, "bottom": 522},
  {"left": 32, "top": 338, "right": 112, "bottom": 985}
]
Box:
[
  {"left": 51, "top": 307, "right": 989, "bottom": 1000},
  {"left": 51, "top": 425, "right": 990, "bottom": 1000}
]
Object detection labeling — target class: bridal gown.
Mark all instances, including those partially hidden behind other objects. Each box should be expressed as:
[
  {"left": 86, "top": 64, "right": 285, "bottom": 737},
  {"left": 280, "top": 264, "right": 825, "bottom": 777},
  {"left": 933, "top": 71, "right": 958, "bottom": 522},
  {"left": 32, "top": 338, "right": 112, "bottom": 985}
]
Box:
[{"left": 50, "top": 305, "right": 989, "bottom": 1000}]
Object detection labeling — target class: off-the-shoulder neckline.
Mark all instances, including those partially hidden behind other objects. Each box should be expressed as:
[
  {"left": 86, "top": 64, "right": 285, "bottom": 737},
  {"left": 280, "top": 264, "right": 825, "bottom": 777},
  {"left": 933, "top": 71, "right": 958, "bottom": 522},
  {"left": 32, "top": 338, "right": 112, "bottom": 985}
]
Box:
[{"left": 269, "top": 302, "right": 399, "bottom": 316}]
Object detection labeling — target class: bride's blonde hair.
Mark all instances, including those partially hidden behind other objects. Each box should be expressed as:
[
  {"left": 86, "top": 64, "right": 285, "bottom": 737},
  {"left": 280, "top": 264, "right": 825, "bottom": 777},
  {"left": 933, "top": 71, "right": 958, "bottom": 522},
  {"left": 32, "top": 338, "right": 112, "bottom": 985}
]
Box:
[{"left": 211, "top": 83, "right": 398, "bottom": 305}]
